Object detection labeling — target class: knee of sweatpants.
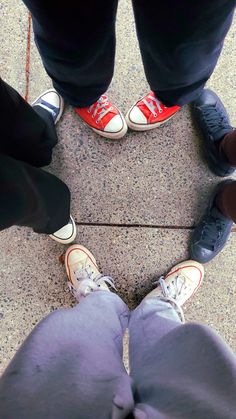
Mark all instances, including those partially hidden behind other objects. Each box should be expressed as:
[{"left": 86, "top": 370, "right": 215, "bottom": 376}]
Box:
[{"left": 180, "top": 322, "right": 220, "bottom": 345}]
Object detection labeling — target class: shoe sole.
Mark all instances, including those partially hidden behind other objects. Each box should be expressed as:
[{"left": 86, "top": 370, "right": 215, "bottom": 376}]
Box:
[
  {"left": 49, "top": 217, "right": 77, "bottom": 245},
  {"left": 78, "top": 112, "right": 128, "bottom": 140},
  {"left": 64, "top": 244, "right": 98, "bottom": 286},
  {"left": 125, "top": 106, "right": 180, "bottom": 131},
  {"left": 31, "top": 88, "right": 64, "bottom": 124}
]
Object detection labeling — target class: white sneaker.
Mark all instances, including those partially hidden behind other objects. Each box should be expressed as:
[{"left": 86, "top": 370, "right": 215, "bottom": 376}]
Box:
[
  {"left": 145, "top": 260, "right": 204, "bottom": 321},
  {"left": 49, "top": 216, "right": 76, "bottom": 244},
  {"left": 64, "top": 244, "right": 115, "bottom": 301},
  {"left": 32, "top": 89, "right": 64, "bottom": 124}
]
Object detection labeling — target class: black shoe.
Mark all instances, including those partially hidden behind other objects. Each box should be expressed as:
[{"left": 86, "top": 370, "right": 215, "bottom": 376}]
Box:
[
  {"left": 190, "top": 180, "right": 234, "bottom": 263},
  {"left": 191, "top": 89, "right": 234, "bottom": 177}
]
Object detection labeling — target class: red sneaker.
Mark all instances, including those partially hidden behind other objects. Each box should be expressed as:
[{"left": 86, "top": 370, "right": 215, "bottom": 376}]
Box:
[
  {"left": 126, "top": 91, "right": 181, "bottom": 131},
  {"left": 75, "top": 95, "right": 127, "bottom": 139}
]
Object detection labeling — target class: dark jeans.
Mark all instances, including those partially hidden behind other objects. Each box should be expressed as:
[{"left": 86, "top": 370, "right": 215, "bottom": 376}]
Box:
[
  {"left": 0, "top": 79, "right": 70, "bottom": 234},
  {"left": 0, "top": 292, "right": 235, "bottom": 418},
  {"left": 22, "top": 0, "right": 236, "bottom": 107}
]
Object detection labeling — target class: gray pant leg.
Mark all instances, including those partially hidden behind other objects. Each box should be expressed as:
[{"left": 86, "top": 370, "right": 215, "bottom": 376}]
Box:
[
  {"left": 129, "top": 298, "right": 236, "bottom": 419},
  {"left": 0, "top": 292, "right": 134, "bottom": 419}
]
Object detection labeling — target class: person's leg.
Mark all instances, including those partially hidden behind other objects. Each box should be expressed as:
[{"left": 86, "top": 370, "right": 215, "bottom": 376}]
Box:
[
  {"left": 219, "top": 130, "right": 236, "bottom": 166},
  {"left": 0, "top": 246, "right": 132, "bottom": 419},
  {"left": 0, "top": 79, "right": 76, "bottom": 242},
  {"left": 21, "top": 1, "right": 127, "bottom": 140},
  {"left": 190, "top": 179, "right": 235, "bottom": 263},
  {"left": 215, "top": 180, "right": 236, "bottom": 221},
  {"left": 22, "top": 0, "right": 118, "bottom": 107},
  {"left": 191, "top": 88, "right": 235, "bottom": 177},
  {"left": 129, "top": 261, "right": 236, "bottom": 419},
  {"left": 1, "top": 78, "right": 58, "bottom": 167},
  {"left": 126, "top": 0, "right": 235, "bottom": 131},
  {"left": 0, "top": 153, "right": 71, "bottom": 235}
]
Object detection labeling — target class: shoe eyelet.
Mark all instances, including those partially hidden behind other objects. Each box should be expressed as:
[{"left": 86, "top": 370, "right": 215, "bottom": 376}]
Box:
[
  {"left": 159, "top": 109, "right": 163, "bottom": 114},
  {"left": 154, "top": 113, "right": 157, "bottom": 117}
]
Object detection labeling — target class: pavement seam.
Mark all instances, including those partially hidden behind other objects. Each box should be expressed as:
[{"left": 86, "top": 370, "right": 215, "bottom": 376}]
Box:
[
  {"left": 25, "top": 12, "right": 32, "bottom": 102},
  {"left": 74, "top": 222, "right": 236, "bottom": 232}
]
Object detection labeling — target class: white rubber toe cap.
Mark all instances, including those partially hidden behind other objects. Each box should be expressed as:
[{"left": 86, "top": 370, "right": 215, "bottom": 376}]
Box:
[
  {"left": 42, "top": 91, "right": 61, "bottom": 108},
  {"left": 128, "top": 106, "right": 147, "bottom": 124},
  {"left": 49, "top": 216, "right": 76, "bottom": 244},
  {"left": 104, "top": 114, "right": 124, "bottom": 133}
]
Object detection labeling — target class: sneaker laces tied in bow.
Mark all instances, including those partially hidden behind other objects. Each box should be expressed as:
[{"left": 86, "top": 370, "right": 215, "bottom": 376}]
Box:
[
  {"left": 88, "top": 95, "right": 113, "bottom": 123},
  {"left": 142, "top": 94, "right": 165, "bottom": 117},
  {"left": 68, "top": 266, "right": 116, "bottom": 300},
  {"left": 155, "top": 275, "right": 185, "bottom": 322}
]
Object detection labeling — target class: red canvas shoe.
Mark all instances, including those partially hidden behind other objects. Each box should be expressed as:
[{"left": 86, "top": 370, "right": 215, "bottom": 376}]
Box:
[
  {"left": 75, "top": 95, "right": 127, "bottom": 139},
  {"left": 126, "top": 91, "right": 181, "bottom": 131}
]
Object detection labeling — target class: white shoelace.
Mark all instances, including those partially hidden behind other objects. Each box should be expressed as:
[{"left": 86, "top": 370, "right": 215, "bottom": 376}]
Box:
[
  {"left": 88, "top": 95, "right": 113, "bottom": 123},
  {"left": 68, "top": 266, "right": 116, "bottom": 301},
  {"left": 142, "top": 94, "right": 166, "bottom": 117},
  {"left": 157, "top": 275, "right": 186, "bottom": 322}
]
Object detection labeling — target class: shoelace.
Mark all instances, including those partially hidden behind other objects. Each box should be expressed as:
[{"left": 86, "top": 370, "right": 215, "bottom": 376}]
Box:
[
  {"left": 88, "top": 95, "right": 113, "bottom": 123},
  {"left": 142, "top": 94, "right": 166, "bottom": 117},
  {"left": 202, "top": 105, "right": 232, "bottom": 135},
  {"left": 201, "top": 215, "right": 227, "bottom": 251},
  {"left": 155, "top": 275, "right": 186, "bottom": 322},
  {"left": 68, "top": 266, "right": 116, "bottom": 301}
]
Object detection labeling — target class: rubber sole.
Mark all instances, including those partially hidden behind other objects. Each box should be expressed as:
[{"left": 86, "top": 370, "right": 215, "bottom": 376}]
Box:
[
  {"left": 49, "top": 217, "right": 77, "bottom": 245},
  {"left": 125, "top": 107, "right": 180, "bottom": 131}
]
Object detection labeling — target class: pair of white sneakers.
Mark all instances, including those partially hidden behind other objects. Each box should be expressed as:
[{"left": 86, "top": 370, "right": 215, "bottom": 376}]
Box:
[{"left": 64, "top": 244, "right": 204, "bottom": 321}]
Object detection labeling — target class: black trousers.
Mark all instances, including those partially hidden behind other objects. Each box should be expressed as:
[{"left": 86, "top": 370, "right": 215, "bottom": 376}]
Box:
[
  {"left": 23, "top": 0, "right": 235, "bottom": 107},
  {"left": 0, "top": 79, "right": 70, "bottom": 234}
]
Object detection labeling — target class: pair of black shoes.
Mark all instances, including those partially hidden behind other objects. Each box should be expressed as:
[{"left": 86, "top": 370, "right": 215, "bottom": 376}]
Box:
[{"left": 190, "top": 89, "right": 235, "bottom": 263}]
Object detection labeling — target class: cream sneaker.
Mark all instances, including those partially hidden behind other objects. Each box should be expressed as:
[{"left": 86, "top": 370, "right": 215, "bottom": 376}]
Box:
[
  {"left": 64, "top": 244, "right": 115, "bottom": 301},
  {"left": 145, "top": 260, "right": 204, "bottom": 321}
]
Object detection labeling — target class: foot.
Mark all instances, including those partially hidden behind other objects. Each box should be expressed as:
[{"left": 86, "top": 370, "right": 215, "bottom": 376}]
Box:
[
  {"left": 32, "top": 89, "right": 64, "bottom": 124},
  {"left": 145, "top": 260, "right": 204, "bottom": 321},
  {"left": 126, "top": 91, "right": 180, "bottom": 131},
  {"left": 190, "top": 180, "right": 234, "bottom": 263},
  {"left": 49, "top": 215, "right": 77, "bottom": 244},
  {"left": 75, "top": 95, "right": 127, "bottom": 140},
  {"left": 191, "top": 89, "right": 234, "bottom": 177},
  {"left": 64, "top": 244, "right": 115, "bottom": 300}
]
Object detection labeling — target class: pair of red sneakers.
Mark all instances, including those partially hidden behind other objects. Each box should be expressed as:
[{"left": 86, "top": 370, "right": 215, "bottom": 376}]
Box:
[{"left": 75, "top": 92, "right": 180, "bottom": 139}]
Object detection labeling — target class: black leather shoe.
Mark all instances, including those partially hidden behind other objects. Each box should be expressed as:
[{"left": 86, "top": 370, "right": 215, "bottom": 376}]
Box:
[
  {"left": 190, "top": 180, "right": 234, "bottom": 263},
  {"left": 192, "top": 89, "right": 234, "bottom": 177}
]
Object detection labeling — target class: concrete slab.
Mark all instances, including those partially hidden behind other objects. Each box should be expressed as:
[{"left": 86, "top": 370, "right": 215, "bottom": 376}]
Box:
[
  {"left": 1, "top": 225, "right": 235, "bottom": 374},
  {"left": 27, "top": 0, "right": 236, "bottom": 226},
  {"left": 0, "top": 1, "right": 28, "bottom": 96},
  {"left": 46, "top": 106, "right": 235, "bottom": 226}
]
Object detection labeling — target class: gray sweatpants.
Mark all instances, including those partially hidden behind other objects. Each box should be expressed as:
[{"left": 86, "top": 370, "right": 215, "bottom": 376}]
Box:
[{"left": 0, "top": 292, "right": 236, "bottom": 419}]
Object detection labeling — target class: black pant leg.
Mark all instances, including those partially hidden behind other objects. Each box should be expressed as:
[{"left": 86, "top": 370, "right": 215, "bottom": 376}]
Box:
[
  {"left": 132, "top": 0, "right": 236, "bottom": 106},
  {"left": 22, "top": 1, "right": 118, "bottom": 107},
  {"left": 0, "top": 154, "right": 70, "bottom": 234},
  {"left": 0, "top": 78, "right": 58, "bottom": 167}
]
